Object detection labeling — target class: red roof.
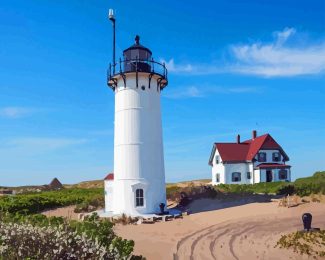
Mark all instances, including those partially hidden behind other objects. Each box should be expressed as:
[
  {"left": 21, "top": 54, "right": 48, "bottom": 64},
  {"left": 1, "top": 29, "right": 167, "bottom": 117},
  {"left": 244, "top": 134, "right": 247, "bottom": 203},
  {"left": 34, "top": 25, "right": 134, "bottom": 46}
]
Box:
[
  {"left": 256, "top": 163, "right": 291, "bottom": 169},
  {"left": 244, "top": 134, "right": 284, "bottom": 160},
  {"left": 209, "top": 133, "right": 289, "bottom": 165},
  {"left": 104, "top": 173, "right": 114, "bottom": 181},
  {"left": 215, "top": 143, "right": 250, "bottom": 162}
]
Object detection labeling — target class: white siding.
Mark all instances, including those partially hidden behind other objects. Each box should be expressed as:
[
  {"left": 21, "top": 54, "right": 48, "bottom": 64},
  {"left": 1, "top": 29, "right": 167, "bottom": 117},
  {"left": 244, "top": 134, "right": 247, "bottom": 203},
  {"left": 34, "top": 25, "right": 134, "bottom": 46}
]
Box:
[
  {"left": 224, "top": 163, "right": 254, "bottom": 184},
  {"left": 104, "top": 180, "right": 114, "bottom": 212},
  {"left": 211, "top": 148, "right": 255, "bottom": 185},
  {"left": 253, "top": 169, "right": 261, "bottom": 183},
  {"left": 106, "top": 73, "right": 166, "bottom": 216},
  {"left": 211, "top": 149, "right": 225, "bottom": 185}
]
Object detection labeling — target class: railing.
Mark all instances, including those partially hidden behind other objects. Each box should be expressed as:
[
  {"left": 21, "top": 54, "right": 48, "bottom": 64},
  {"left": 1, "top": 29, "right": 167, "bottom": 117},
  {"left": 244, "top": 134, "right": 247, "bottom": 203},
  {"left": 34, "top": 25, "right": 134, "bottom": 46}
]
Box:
[{"left": 107, "top": 58, "right": 168, "bottom": 83}]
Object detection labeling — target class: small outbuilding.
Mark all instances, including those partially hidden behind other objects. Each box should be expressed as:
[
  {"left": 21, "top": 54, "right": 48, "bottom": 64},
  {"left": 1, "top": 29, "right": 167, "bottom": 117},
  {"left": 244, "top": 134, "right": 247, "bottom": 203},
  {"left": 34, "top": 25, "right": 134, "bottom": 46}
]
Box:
[{"left": 48, "top": 178, "right": 63, "bottom": 190}]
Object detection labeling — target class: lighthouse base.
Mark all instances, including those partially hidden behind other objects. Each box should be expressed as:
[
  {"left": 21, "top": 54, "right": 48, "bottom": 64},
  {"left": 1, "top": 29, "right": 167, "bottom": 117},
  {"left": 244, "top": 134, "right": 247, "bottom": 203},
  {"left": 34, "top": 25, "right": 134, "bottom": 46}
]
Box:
[
  {"left": 105, "top": 178, "right": 167, "bottom": 216},
  {"left": 97, "top": 208, "right": 182, "bottom": 219}
]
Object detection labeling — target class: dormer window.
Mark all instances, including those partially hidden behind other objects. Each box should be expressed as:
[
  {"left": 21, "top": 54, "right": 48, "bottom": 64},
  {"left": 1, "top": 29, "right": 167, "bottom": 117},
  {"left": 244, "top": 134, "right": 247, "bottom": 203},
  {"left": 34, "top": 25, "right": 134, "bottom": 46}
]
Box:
[
  {"left": 215, "top": 155, "right": 220, "bottom": 164},
  {"left": 258, "top": 152, "right": 266, "bottom": 162},
  {"left": 273, "top": 152, "right": 281, "bottom": 162}
]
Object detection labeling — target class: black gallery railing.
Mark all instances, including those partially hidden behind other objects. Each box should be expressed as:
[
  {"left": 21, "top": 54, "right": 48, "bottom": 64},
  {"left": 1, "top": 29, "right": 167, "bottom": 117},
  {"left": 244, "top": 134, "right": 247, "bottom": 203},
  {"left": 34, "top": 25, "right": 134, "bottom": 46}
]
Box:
[{"left": 107, "top": 58, "right": 168, "bottom": 83}]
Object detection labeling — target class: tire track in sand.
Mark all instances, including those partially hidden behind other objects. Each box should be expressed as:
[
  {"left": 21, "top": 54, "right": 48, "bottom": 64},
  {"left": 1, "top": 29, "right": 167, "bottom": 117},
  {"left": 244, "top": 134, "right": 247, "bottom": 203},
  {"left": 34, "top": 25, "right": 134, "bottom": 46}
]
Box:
[
  {"left": 209, "top": 228, "right": 230, "bottom": 260},
  {"left": 175, "top": 222, "right": 235, "bottom": 260},
  {"left": 175, "top": 213, "right": 325, "bottom": 260}
]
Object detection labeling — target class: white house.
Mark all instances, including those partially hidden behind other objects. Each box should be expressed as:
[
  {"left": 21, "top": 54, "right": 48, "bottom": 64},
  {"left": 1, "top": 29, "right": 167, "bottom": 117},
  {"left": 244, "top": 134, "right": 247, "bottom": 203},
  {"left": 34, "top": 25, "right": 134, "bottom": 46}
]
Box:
[{"left": 209, "top": 130, "right": 291, "bottom": 185}]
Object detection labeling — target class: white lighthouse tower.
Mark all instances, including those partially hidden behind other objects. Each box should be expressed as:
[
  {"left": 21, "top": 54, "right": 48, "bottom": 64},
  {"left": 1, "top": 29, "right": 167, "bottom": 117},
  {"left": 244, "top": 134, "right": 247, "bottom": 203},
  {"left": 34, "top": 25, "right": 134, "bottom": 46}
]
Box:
[{"left": 104, "top": 11, "right": 168, "bottom": 216}]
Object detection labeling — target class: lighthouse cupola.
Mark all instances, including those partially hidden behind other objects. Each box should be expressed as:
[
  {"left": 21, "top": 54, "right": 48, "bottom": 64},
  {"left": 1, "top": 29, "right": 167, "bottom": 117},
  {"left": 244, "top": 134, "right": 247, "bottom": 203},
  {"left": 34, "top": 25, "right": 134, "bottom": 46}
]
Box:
[
  {"left": 107, "top": 35, "right": 168, "bottom": 91},
  {"left": 123, "top": 35, "right": 152, "bottom": 73}
]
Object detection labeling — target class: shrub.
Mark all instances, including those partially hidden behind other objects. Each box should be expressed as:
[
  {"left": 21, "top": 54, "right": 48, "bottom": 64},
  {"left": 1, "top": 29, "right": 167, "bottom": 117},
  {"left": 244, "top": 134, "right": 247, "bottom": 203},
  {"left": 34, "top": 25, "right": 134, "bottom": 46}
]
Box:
[
  {"left": 167, "top": 184, "right": 218, "bottom": 207},
  {"left": 74, "top": 202, "right": 90, "bottom": 213},
  {"left": 112, "top": 214, "right": 139, "bottom": 225},
  {"left": 294, "top": 171, "right": 325, "bottom": 196},
  {"left": 0, "top": 213, "right": 142, "bottom": 260},
  {"left": 275, "top": 230, "right": 325, "bottom": 258},
  {"left": 214, "top": 182, "right": 291, "bottom": 195},
  {"left": 0, "top": 188, "right": 103, "bottom": 215},
  {"left": 0, "top": 222, "right": 114, "bottom": 259},
  {"left": 277, "top": 184, "right": 295, "bottom": 195}
]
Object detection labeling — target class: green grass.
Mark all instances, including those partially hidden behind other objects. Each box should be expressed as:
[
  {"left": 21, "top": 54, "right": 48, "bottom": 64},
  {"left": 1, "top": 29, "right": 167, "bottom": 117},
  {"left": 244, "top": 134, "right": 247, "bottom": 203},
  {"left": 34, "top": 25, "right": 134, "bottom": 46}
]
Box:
[
  {"left": 215, "top": 181, "right": 291, "bottom": 194},
  {"left": 0, "top": 188, "right": 103, "bottom": 215},
  {"left": 294, "top": 171, "right": 325, "bottom": 196},
  {"left": 214, "top": 171, "right": 325, "bottom": 196},
  {"left": 166, "top": 171, "right": 325, "bottom": 200}
]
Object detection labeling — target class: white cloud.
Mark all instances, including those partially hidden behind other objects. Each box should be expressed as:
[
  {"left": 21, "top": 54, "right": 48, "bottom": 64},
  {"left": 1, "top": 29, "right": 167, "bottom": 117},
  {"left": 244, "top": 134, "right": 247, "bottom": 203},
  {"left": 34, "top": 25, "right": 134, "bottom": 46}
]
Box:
[
  {"left": 164, "top": 85, "right": 261, "bottom": 99},
  {"left": 0, "top": 107, "right": 34, "bottom": 118},
  {"left": 160, "top": 58, "right": 194, "bottom": 73},
  {"left": 161, "top": 58, "right": 225, "bottom": 75},
  {"left": 162, "top": 28, "right": 325, "bottom": 77},
  {"left": 274, "top": 27, "right": 296, "bottom": 46},
  {"left": 230, "top": 27, "right": 325, "bottom": 77},
  {"left": 164, "top": 86, "right": 203, "bottom": 99}
]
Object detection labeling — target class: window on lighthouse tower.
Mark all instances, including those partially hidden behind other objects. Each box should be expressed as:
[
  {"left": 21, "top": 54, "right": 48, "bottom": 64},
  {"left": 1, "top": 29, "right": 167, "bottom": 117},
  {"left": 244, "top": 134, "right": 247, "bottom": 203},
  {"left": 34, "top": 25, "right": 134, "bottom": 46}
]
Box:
[{"left": 135, "top": 189, "right": 144, "bottom": 207}]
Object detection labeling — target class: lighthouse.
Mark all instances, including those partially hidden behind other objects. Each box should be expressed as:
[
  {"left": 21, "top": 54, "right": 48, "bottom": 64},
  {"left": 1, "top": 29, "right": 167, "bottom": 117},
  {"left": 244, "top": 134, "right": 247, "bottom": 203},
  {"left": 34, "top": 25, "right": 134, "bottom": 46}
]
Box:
[{"left": 104, "top": 11, "right": 168, "bottom": 216}]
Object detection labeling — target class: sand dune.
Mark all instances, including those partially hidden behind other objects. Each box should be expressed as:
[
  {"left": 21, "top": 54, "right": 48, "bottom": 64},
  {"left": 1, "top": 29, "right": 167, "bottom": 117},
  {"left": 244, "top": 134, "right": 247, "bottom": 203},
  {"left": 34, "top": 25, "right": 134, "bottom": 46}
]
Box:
[{"left": 115, "top": 199, "right": 325, "bottom": 260}]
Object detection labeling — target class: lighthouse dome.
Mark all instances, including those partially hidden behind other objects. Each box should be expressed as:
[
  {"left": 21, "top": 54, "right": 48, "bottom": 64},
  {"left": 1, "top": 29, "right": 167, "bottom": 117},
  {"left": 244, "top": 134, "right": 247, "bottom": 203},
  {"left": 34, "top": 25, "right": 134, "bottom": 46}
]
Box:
[
  {"left": 123, "top": 35, "right": 152, "bottom": 72},
  {"left": 123, "top": 35, "right": 152, "bottom": 59}
]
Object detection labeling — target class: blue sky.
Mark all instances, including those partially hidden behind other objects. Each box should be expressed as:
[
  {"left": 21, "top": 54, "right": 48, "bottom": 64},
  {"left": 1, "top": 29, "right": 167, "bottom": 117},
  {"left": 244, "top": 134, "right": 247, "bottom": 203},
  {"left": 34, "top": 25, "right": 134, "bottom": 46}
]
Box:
[{"left": 0, "top": 0, "right": 324, "bottom": 186}]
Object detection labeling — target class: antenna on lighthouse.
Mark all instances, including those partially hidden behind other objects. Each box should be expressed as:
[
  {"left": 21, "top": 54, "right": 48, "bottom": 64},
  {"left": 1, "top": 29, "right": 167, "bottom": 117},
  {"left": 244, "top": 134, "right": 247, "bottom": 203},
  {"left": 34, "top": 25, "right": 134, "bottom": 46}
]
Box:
[{"left": 108, "top": 9, "right": 116, "bottom": 74}]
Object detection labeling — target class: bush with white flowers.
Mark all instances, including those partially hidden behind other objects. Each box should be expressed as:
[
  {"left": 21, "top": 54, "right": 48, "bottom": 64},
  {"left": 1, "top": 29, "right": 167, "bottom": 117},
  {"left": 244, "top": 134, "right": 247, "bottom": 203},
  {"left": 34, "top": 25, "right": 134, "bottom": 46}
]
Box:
[
  {"left": 0, "top": 221, "right": 113, "bottom": 259},
  {"left": 0, "top": 213, "right": 142, "bottom": 260}
]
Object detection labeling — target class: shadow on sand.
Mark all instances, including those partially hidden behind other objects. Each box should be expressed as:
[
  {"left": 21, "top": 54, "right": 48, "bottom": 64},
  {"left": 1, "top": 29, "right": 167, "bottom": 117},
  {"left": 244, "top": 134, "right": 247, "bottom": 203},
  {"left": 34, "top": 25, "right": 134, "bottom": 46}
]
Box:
[{"left": 176, "top": 194, "right": 282, "bottom": 214}]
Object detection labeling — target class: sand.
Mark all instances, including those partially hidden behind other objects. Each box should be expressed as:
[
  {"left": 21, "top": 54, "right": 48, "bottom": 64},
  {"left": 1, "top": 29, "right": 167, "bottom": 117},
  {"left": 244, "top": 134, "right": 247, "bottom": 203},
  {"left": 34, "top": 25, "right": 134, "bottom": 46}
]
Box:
[
  {"left": 42, "top": 205, "right": 79, "bottom": 220},
  {"left": 114, "top": 199, "right": 325, "bottom": 260}
]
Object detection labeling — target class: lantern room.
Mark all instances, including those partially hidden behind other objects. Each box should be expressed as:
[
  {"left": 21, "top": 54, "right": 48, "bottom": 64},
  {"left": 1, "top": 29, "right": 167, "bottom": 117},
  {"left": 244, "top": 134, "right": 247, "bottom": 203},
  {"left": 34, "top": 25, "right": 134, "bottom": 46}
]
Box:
[
  {"left": 123, "top": 35, "right": 152, "bottom": 72},
  {"left": 107, "top": 35, "right": 168, "bottom": 90}
]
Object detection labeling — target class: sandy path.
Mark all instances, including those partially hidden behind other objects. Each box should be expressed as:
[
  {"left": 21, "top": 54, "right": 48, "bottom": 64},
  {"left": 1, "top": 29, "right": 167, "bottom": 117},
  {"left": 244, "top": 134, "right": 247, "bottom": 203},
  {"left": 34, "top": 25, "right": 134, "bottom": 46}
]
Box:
[
  {"left": 42, "top": 205, "right": 79, "bottom": 220},
  {"left": 115, "top": 199, "right": 325, "bottom": 260}
]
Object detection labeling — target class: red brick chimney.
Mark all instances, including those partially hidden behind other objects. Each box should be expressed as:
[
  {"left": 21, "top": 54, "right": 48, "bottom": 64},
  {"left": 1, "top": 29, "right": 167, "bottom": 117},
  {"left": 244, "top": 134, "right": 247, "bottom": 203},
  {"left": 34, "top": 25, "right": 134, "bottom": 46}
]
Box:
[
  {"left": 237, "top": 134, "right": 241, "bottom": 144},
  {"left": 252, "top": 130, "right": 257, "bottom": 139}
]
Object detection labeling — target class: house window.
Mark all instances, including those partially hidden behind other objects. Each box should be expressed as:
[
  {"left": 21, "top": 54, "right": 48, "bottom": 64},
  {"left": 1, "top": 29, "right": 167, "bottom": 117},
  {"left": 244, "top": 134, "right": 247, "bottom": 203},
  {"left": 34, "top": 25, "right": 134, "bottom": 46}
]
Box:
[
  {"left": 215, "top": 155, "right": 220, "bottom": 164},
  {"left": 216, "top": 173, "right": 220, "bottom": 182},
  {"left": 135, "top": 189, "right": 144, "bottom": 207},
  {"left": 232, "top": 172, "right": 241, "bottom": 182},
  {"left": 279, "top": 170, "right": 287, "bottom": 180},
  {"left": 258, "top": 152, "right": 267, "bottom": 162},
  {"left": 273, "top": 152, "right": 281, "bottom": 162},
  {"left": 247, "top": 172, "right": 251, "bottom": 179}
]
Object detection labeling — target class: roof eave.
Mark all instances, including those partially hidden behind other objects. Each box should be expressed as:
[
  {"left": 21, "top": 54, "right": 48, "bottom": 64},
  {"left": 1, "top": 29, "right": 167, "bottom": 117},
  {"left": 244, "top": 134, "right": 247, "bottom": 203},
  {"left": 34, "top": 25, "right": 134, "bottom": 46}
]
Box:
[{"left": 208, "top": 144, "right": 217, "bottom": 166}]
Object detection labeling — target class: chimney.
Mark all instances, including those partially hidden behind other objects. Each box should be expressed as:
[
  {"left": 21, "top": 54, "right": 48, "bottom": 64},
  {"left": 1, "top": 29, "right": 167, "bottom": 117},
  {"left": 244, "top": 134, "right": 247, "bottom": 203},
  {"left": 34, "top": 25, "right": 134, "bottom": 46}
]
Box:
[
  {"left": 237, "top": 134, "right": 241, "bottom": 144},
  {"left": 252, "top": 130, "right": 257, "bottom": 139}
]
